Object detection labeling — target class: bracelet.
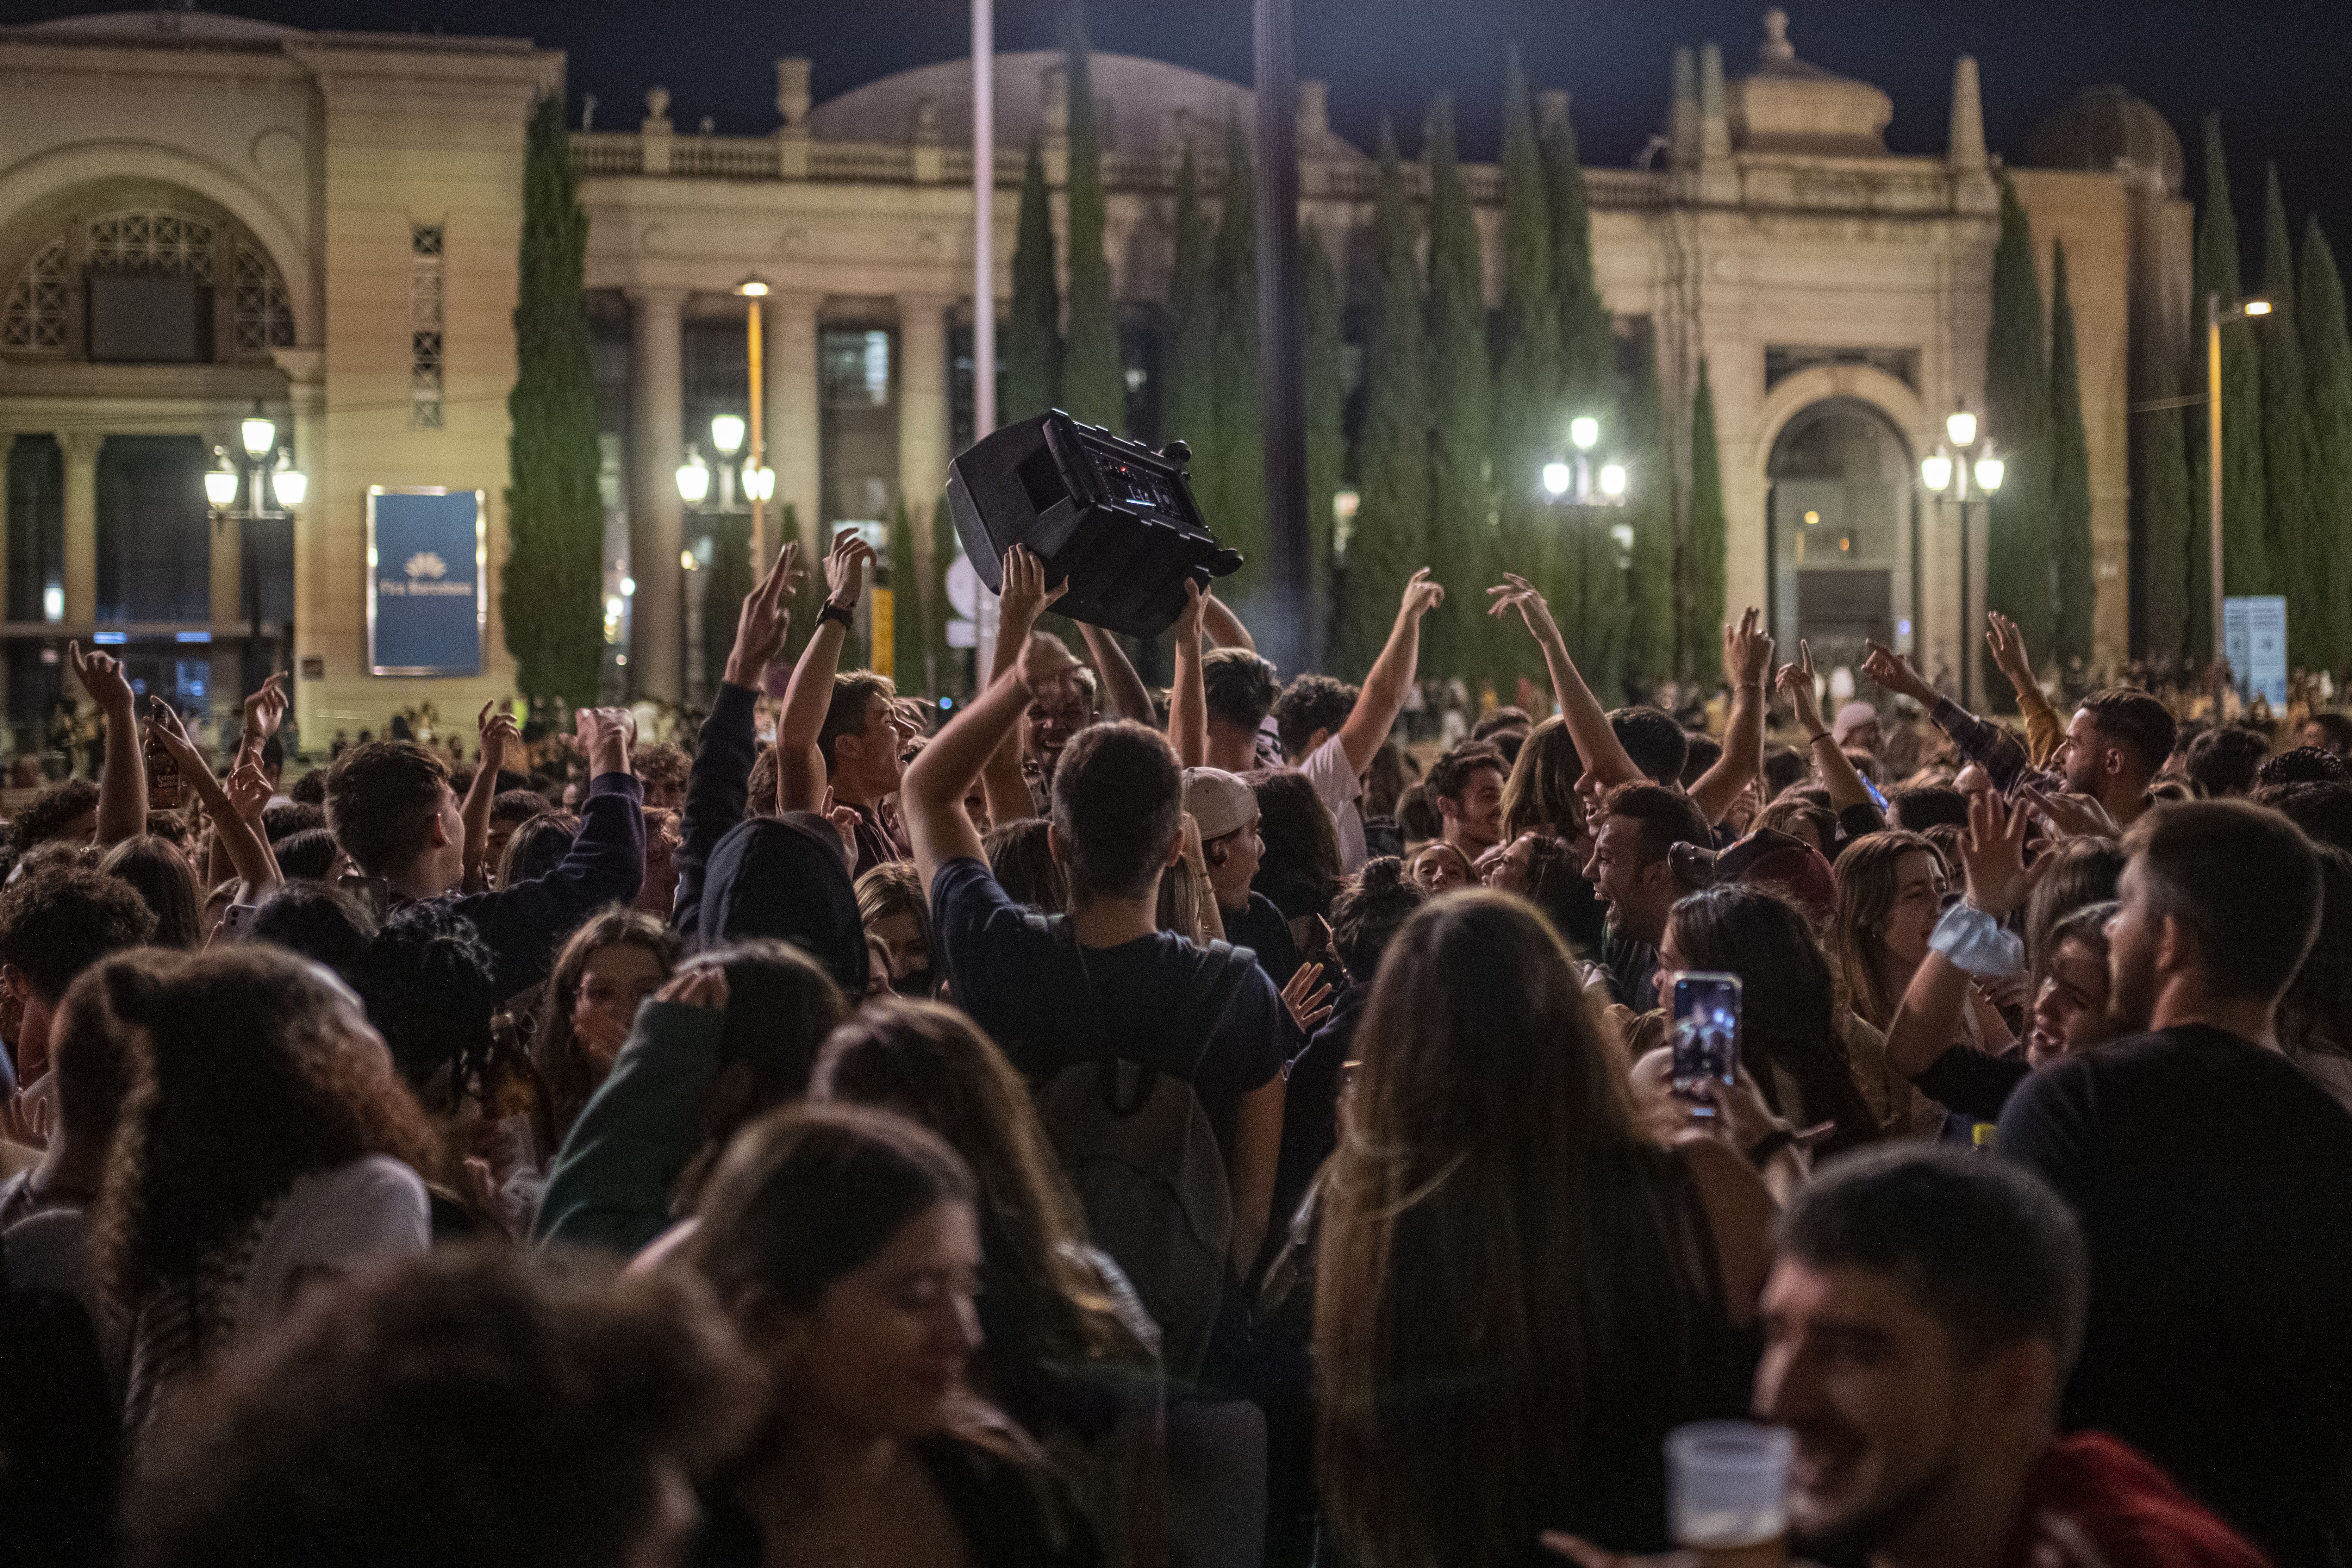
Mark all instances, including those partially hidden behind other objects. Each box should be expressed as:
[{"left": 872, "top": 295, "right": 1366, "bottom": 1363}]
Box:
[
  {"left": 1746, "top": 1129, "right": 1799, "bottom": 1169},
  {"left": 1807, "top": 731, "right": 1837, "bottom": 746},
  {"left": 1737, "top": 682, "right": 1765, "bottom": 693},
  {"left": 817, "top": 601, "right": 856, "bottom": 630}
]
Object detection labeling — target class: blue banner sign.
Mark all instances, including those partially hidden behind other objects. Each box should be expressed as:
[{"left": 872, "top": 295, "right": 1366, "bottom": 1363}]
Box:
[
  {"left": 367, "top": 488, "right": 485, "bottom": 676},
  {"left": 2223, "top": 595, "right": 2288, "bottom": 709}
]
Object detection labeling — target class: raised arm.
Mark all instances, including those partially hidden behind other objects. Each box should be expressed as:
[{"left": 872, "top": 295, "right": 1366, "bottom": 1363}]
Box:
[
  {"left": 908, "top": 629, "right": 1083, "bottom": 893},
  {"left": 460, "top": 701, "right": 519, "bottom": 893},
  {"left": 70, "top": 642, "right": 143, "bottom": 846},
  {"left": 1337, "top": 568, "right": 1445, "bottom": 775},
  {"left": 1689, "top": 608, "right": 1773, "bottom": 826},
  {"left": 1077, "top": 622, "right": 1155, "bottom": 726},
  {"left": 775, "top": 528, "right": 873, "bottom": 815},
  {"left": 1488, "top": 574, "right": 1642, "bottom": 790},
  {"left": 979, "top": 545, "right": 1067, "bottom": 826},
  {"left": 148, "top": 699, "right": 278, "bottom": 901},
  {"left": 1167, "top": 579, "right": 1209, "bottom": 768},
  {"left": 1886, "top": 792, "right": 2038, "bottom": 1079},
  {"left": 1861, "top": 639, "right": 2035, "bottom": 795},
  {"left": 675, "top": 544, "right": 797, "bottom": 936},
  {"left": 1200, "top": 591, "right": 1254, "bottom": 654},
  {"left": 1985, "top": 611, "right": 2062, "bottom": 767},
  {"left": 1777, "top": 639, "right": 1879, "bottom": 823}
]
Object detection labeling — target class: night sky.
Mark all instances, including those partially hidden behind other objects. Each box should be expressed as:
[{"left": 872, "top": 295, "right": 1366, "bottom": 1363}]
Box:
[{"left": 13, "top": 0, "right": 2352, "bottom": 267}]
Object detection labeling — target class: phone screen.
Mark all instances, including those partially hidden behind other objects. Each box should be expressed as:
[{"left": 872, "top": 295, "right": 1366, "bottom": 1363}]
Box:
[{"left": 1666, "top": 970, "right": 1743, "bottom": 1115}]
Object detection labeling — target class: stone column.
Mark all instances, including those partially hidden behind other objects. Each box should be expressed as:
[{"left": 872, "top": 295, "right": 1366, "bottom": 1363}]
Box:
[
  {"left": 61, "top": 432, "right": 98, "bottom": 630},
  {"left": 896, "top": 294, "right": 952, "bottom": 608},
  {"left": 766, "top": 291, "right": 823, "bottom": 567},
  {"left": 209, "top": 430, "right": 243, "bottom": 639},
  {"left": 629, "top": 287, "right": 687, "bottom": 701}
]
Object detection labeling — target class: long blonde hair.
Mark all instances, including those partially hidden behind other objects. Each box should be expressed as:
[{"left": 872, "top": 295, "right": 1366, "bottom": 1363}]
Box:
[{"left": 1830, "top": 830, "right": 1939, "bottom": 1029}]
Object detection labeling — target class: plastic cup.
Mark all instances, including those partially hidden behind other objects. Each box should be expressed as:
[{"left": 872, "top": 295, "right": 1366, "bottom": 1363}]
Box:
[{"left": 1665, "top": 1421, "right": 1793, "bottom": 1549}]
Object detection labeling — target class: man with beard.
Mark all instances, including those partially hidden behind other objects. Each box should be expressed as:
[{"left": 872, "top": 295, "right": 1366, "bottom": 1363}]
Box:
[
  {"left": 1996, "top": 800, "right": 2352, "bottom": 1566},
  {"left": 1583, "top": 782, "right": 1710, "bottom": 1012},
  {"left": 1546, "top": 1147, "right": 2266, "bottom": 1568},
  {"left": 1426, "top": 741, "right": 1508, "bottom": 866}
]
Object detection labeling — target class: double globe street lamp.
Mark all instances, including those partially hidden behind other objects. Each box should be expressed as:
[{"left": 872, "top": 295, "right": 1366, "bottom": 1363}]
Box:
[
  {"left": 1919, "top": 407, "right": 2003, "bottom": 706},
  {"left": 205, "top": 404, "right": 306, "bottom": 697},
  {"left": 1541, "top": 414, "right": 1629, "bottom": 506}
]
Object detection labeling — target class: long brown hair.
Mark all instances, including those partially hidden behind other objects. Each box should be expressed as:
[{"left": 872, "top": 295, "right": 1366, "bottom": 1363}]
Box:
[
  {"left": 812, "top": 1001, "right": 1148, "bottom": 1386},
  {"left": 1831, "top": 830, "right": 1939, "bottom": 1029},
  {"left": 1500, "top": 715, "right": 1585, "bottom": 842},
  {"left": 1314, "top": 891, "right": 1729, "bottom": 1568},
  {"left": 530, "top": 908, "right": 682, "bottom": 1142},
  {"left": 91, "top": 947, "right": 436, "bottom": 1309}
]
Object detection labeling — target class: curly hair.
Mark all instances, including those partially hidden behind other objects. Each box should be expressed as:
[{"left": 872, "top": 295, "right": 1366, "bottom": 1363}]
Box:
[
  {"left": 1273, "top": 673, "right": 1359, "bottom": 760},
  {"left": 10, "top": 779, "right": 99, "bottom": 854},
  {"left": 632, "top": 742, "right": 692, "bottom": 806},
  {"left": 0, "top": 862, "right": 157, "bottom": 1003},
  {"left": 355, "top": 903, "right": 502, "bottom": 1093},
  {"left": 530, "top": 909, "right": 682, "bottom": 1143},
  {"left": 1327, "top": 856, "right": 1425, "bottom": 982},
  {"left": 92, "top": 947, "right": 437, "bottom": 1310},
  {"left": 123, "top": 1245, "right": 764, "bottom": 1568}
]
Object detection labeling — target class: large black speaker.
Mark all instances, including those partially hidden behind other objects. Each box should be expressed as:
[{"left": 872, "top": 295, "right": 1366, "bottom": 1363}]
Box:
[{"left": 946, "top": 409, "right": 1242, "bottom": 639}]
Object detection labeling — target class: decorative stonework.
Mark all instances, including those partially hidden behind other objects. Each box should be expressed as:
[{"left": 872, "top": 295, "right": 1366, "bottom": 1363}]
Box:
[{"left": 1, "top": 238, "right": 68, "bottom": 351}]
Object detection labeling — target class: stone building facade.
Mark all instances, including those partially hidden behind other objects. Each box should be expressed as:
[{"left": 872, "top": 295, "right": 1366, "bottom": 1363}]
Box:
[{"left": 0, "top": 6, "right": 2187, "bottom": 741}]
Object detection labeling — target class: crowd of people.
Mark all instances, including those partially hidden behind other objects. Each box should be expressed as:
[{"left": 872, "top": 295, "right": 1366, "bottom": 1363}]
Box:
[{"left": 3, "top": 524, "right": 2351, "bottom": 1568}]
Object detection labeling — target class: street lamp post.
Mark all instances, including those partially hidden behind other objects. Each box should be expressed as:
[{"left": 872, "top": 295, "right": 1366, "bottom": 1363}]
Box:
[
  {"left": 2207, "top": 291, "right": 2272, "bottom": 675},
  {"left": 1541, "top": 415, "right": 1628, "bottom": 507},
  {"left": 204, "top": 402, "right": 305, "bottom": 703},
  {"left": 735, "top": 276, "right": 773, "bottom": 573},
  {"left": 1920, "top": 407, "right": 2002, "bottom": 707}
]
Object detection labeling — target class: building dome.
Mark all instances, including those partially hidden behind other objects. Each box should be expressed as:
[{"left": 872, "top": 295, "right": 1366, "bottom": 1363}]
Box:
[
  {"left": 810, "top": 49, "right": 1366, "bottom": 164},
  {"left": 6, "top": 10, "right": 306, "bottom": 45},
  {"left": 2026, "top": 86, "right": 2182, "bottom": 196}
]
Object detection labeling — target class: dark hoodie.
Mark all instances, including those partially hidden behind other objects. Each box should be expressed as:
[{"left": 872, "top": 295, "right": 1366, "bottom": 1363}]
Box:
[{"left": 696, "top": 813, "right": 870, "bottom": 996}]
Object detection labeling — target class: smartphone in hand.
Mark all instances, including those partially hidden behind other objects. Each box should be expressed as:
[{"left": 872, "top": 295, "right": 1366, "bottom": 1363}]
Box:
[{"left": 1666, "top": 970, "right": 1743, "bottom": 1119}]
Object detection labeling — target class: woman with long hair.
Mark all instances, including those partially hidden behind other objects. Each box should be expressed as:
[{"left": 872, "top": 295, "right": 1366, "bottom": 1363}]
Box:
[
  {"left": 1249, "top": 769, "right": 1343, "bottom": 946},
  {"left": 1830, "top": 829, "right": 1992, "bottom": 1130},
  {"left": 857, "top": 861, "right": 936, "bottom": 999},
  {"left": 984, "top": 819, "right": 1066, "bottom": 915},
  {"left": 1660, "top": 883, "right": 1885, "bottom": 1154},
  {"left": 98, "top": 837, "right": 201, "bottom": 950},
  {"left": 1314, "top": 892, "right": 1774, "bottom": 1564},
  {"left": 530, "top": 908, "right": 682, "bottom": 1145},
  {"left": 813, "top": 1000, "right": 1159, "bottom": 1566},
  {"left": 1498, "top": 717, "right": 1583, "bottom": 845},
  {"left": 89, "top": 946, "right": 438, "bottom": 1430},
  {"left": 688, "top": 1102, "right": 1104, "bottom": 1568}
]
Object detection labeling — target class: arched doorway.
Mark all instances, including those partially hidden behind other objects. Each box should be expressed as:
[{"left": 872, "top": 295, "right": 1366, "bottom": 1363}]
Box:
[{"left": 1766, "top": 398, "right": 1916, "bottom": 681}]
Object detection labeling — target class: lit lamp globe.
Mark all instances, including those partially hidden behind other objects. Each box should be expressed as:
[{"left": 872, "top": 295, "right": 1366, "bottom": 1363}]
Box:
[
  {"left": 675, "top": 451, "right": 711, "bottom": 505},
  {"left": 1541, "top": 461, "right": 1572, "bottom": 498},
  {"left": 710, "top": 414, "right": 746, "bottom": 456},
  {"left": 1920, "top": 451, "right": 1954, "bottom": 493},
  {"left": 240, "top": 415, "right": 277, "bottom": 461},
  {"left": 1944, "top": 410, "right": 1977, "bottom": 448},
  {"left": 1570, "top": 416, "right": 1601, "bottom": 452},
  {"left": 1597, "top": 462, "right": 1628, "bottom": 500},
  {"left": 269, "top": 453, "right": 307, "bottom": 510},
  {"left": 1973, "top": 454, "right": 2005, "bottom": 493},
  {"left": 744, "top": 466, "right": 776, "bottom": 502},
  {"left": 204, "top": 450, "right": 240, "bottom": 508}
]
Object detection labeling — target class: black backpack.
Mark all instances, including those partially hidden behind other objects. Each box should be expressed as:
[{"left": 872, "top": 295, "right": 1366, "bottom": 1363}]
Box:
[{"left": 1024, "top": 914, "right": 1251, "bottom": 1383}]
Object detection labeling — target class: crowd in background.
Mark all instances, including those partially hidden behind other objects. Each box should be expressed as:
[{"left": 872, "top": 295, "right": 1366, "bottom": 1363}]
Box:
[{"left": 1, "top": 524, "right": 2349, "bottom": 1568}]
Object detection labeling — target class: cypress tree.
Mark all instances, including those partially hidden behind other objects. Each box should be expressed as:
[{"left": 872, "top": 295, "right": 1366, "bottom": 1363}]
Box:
[
  {"left": 1982, "top": 176, "right": 2053, "bottom": 707},
  {"left": 1206, "top": 120, "right": 1265, "bottom": 613},
  {"left": 1058, "top": 0, "right": 1123, "bottom": 431},
  {"left": 2048, "top": 241, "right": 2096, "bottom": 675},
  {"left": 504, "top": 94, "right": 606, "bottom": 706},
  {"left": 1162, "top": 148, "right": 1217, "bottom": 474},
  {"left": 1681, "top": 358, "right": 1727, "bottom": 685},
  {"left": 2138, "top": 378, "right": 2197, "bottom": 668},
  {"left": 699, "top": 514, "right": 753, "bottom": 697},
  {"left": 1542, "top": 91, "right": 1612, "bottom": 407},
  {"left": 1303, "top": 219, "right": 1343, "bottom": 664},
  {"left": 1346, "top": 118, "right": 1430, "bottom": 673},
  {"left": 888, "top": 499, "right": 926, "bottom": 691},
  {"left": 1621, "top": 325, "right": 1676, "bottom": 691},
  {"left": 2261, "top": 166, "right": 2323, "bottom": 667},
  {"left": 2302, "top": 219, "right": 2352, "bottom": 678},
  {"left": 1493, "top": 49, "right": 1559, "bottom": 686},
  {"left": 1426, "top": 93, "right": 1494, "bottom": 679},
  {"left": 1005, "top": 139, "right": 1061, "bottom": 422},
  {"left": 930, "top": 498, "right": 963, "bottom": 693},
  {"left": 2192, "top": 115, "right": 2266, "bottom": 616}
]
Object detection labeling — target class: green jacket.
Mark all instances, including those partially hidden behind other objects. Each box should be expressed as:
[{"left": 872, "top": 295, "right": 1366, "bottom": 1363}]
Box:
[{"left": 533, "top": 1000, "right": 720, "bottom": 1256}]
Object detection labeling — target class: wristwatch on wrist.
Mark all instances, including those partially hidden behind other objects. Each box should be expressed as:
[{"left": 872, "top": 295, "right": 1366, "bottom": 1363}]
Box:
[{"left": 818, "top": 601, "right": 856, "bottom": 631}]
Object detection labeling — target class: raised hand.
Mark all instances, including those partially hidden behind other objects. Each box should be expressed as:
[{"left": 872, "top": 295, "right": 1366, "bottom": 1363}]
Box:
[
  {"left": 222, "top": 760, "right": 273, "bottom": 825},
  {"left": 145, "top": 695, "right": 209, "bottom": 776},
  {"left": 2021, "top": 783, "right": 2121, "bottom": 843},
  {"left": 998, "top": 543, "right": 1068, "bottom": 632},
  {"left": 1776, "top": 638, "right": 1827, "bottom": 736},
  {"left": 242, "top": 671, "right": 289, "bottom": 746},
  {"left": 655, "top": 964, "right": 729, "bottom": 1013},
  {"left": 1281, "top": 961, "right": 1335, "bottom": 1036},
  {"left": 1724, "top": 606, "right": 1773, "bottom": 688},
  {"left": 1485, "top": 573, "right": 1562, "bottom": 645},
  {"left": 68, "top": 641, "right": 135, "bottom": 714},
  {"left": 1959, "top": 788, "right": 2040, "bottom": 920},
  {"left": 727, "top": 539, "right": 801, "bottom": 687},
  {"left": 1397, "top": 566, "right": 1444, "bottom": 621},
  {"left": 1985, "top": 610, "right": 2036, "bottom": 696},
  {"left": 475, "top": 700, "right": 520, "bottom": 777},
  {"left": 824, "top": 526, "right": 877, "bottom": 610},
  {"left": 574, "top": 707, "right": 636, "bottom": 775},
  {"left": 1861, "top": 639, "right": 1936, "bottom": 705},
  {"left": 1174, "top": 576, "right": 1208, "bottom": 644},
  {"left": 1017, "top": 627, "right": 1083, "bottom": 696}
]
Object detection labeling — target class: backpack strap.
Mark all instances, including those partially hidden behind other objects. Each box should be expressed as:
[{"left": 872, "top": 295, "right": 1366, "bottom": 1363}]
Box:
[{"left": 1181, "top": 939, "right": 1254, "bottom": 1079}]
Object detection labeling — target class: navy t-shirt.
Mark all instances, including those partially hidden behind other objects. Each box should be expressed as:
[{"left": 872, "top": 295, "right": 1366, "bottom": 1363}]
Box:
[
  {"left": 1998, "top": 1024, "right": 2352, "bottom": 1566},
  {"left": 931, "top": 857, "right": 1289, "bottom": 1149}
]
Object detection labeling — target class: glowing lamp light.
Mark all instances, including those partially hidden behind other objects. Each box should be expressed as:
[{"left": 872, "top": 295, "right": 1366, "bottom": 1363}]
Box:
[
  {"left": 1974, "top": 455, "right": 2006, "bottom": 493},
  {"left": 1570, "top": 416, "right": 1601, "bottom": 452},
  {"left": 680, "top": 549, "right": 699, "bottom": 571},
  {"left": 204, "top": 451, "right": 240, "bottom": 508},
  {"left": 1597, "top": 462, "right": 1628, "bottom": 499},
  {"left": 710, "top": 414, "right": 746, "bottom": 456},
  {"left": 1944, "top": 410, "right": 1977, "bottom": 448},
  {"left": 240, "top": 416, "right": 277, "bottom": 460},
  {"left": 675, "top": 451, "right": 711, "bottom": 505},
  {"left": 744, "top": 465, "right": 776, "bottom": 502},
  {"left": 1920, "top": 452, "right": 1954, "bottom": 493},
  {"left": 620, "top": 576, "right": 637, "bottom": 596},
  {"left": 734, "top": 275, "right": 772, "bottom": 298},
  {"left": 270, "top": 454, "right": 307, "bottom": 510},
  {"left": 1541, "top": 461, "right": 1572, "bottom": 497},
  {"left": 2243, "top": 298, "right": 2273, "bottom": 317}
]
